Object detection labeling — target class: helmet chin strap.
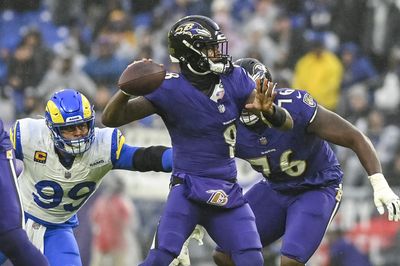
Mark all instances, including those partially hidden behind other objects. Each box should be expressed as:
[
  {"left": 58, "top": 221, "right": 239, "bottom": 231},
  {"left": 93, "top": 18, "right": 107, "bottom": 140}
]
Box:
[
  {"left": 208, "top": 60, "right": 229, "bottom": 74},
  {"left": 187, "top": 63, "right": 211, "bottom": 75}
]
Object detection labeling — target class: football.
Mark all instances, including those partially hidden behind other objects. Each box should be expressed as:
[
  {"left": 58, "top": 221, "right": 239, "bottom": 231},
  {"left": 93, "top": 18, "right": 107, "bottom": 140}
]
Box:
[{"left": 118, "top": 59, "right": 166, "bottom": 96}]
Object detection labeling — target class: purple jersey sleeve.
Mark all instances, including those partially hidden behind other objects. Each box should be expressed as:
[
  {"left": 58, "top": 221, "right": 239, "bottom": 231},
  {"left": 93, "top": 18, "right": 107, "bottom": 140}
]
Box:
[
  {"left": 274, "top": 88, "right": 318, "bottom": 131},
  {"left": 0, "top": 119, "right": 12, "bottom": 152}
]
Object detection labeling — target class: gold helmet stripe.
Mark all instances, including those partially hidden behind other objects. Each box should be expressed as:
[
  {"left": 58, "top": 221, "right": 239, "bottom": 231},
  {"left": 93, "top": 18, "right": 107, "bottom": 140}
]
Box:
[
  {"left": 80, "top": 94, "right": 92, "bottom": 119},
  {"left": 46, "top": 100, "right": 65, "bottom": 124},
  {"left": 116, "top": 130, "right": 126, "bottom": 160},
  {"left": 9, "top": 122, "right": 17, "bottom": 149}
]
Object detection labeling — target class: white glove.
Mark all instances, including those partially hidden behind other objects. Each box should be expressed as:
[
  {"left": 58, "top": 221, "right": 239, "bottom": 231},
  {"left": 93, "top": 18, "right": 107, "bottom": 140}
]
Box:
[
  {"left": 171, "top": 240, "right": 190, "bottom": 266},
  {"left": 170, "top": 225, "right": 205, "bottom": 266},
  {"left": 369, "top": 173, "right": 400, "bottom": 221}
]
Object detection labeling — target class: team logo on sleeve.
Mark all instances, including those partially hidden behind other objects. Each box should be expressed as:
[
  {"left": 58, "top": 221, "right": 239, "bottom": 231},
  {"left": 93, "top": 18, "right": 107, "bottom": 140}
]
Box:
[
  {"left": 335, "top": 184, "right": 343, "bottom": 202},
  {"left": 207, "top": 189, "right": 228, "bottom": 206},
  {"left": 303, "top": 93, "right": 316, "bottom": 107},
  {"left": 34, "top": 151, "right": 47, "bottom": 164},
  {"left": 6, "top": 150, "right": 13, "bottom": 159}
]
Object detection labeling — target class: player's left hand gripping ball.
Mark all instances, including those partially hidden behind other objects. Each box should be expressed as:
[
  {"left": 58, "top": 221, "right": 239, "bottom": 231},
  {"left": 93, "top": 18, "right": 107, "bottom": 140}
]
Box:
[{"left": 118, "top": 59, "right": 166, "bottom": 96}]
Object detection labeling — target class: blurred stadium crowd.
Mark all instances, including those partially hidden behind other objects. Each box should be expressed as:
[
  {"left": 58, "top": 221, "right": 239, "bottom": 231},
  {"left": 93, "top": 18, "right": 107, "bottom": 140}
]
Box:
[{"left": 1, "top": 0, "right": 400, "bottom": 265}]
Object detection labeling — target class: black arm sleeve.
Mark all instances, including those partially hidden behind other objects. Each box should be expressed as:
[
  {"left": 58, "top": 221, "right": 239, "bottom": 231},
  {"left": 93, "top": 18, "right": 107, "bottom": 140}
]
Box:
[
  {"left": 262, "top": 105, "right": 287, "bottom": 128},
  {"left": 132, "top": 145, "right": 168, "bottom": 172}
]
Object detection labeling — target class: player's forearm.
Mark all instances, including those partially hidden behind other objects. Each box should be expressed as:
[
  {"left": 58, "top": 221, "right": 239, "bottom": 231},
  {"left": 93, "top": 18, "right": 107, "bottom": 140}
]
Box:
[
  {"left": 102, "top": 91, "right": 131, "bottom": 127},
  {"left": 114, "top": 145, "right": 172, "bottom": 172},
  {"left": 133, "top": 146, "right": 172, "bottom": 172},
  {"left": 350, "top": 132, "right": 382, "bottom": 175},
  {"left": 102, "top": 93, "right": 155, "bottom": 127},
  {"left": 325, "top": 123, "right": 382, "bottom": 174}
]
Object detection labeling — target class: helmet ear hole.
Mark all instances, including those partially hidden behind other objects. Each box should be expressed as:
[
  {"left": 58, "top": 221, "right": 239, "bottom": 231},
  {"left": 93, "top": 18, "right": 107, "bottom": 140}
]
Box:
[{"left": 198, "top": 57, "right": 209, "bottom": 70}]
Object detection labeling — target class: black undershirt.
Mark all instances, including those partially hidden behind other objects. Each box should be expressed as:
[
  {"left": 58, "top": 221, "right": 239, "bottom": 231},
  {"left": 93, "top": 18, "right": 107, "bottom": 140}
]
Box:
[{"left": 180, "top": 64, "right": 219, "bottom": 97}]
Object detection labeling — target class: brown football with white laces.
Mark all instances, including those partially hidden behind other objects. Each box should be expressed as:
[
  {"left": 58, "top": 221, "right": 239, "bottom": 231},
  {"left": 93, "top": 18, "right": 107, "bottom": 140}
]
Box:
[{"left": 118, "top": 59, "right": 166, "bottom": 96}]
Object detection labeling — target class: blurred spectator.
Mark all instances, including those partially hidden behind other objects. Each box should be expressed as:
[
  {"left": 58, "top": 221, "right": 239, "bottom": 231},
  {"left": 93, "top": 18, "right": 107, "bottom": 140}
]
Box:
[
  {"left": 134, "top": 29, "right": 157, "bottom": 61},
  {"left": 154, "top": 0, "right": 212, "bottom": 26},
  {"left": 269, "top": 11, "right": 307, "bottom": 69},
  {"left": 292, "top": 37, "right": 343, "bottom": 111},
  {"left": 244, "top": 27, "right": 278, "bottom": 67},
  {"left": 90, "top": 177, "right": 142, "bottom": 266},
  {"left": 5, "top": 43, "right": 38, "bottom": 118},
  {"left": 0, "top": 0, "right": 40, "bottom": 11},
  {"left": 336, "top": 85, "right": 370, "bottom": 187},
  {"left": 242, "top": 0, "right": 279, "bottom": 36},
  {"left": 83, "top": 35, "right": 128, "bottom": 89},
  {"left": 366, "top": 109, "right": 400, "bottom": 168},
  {"left": 361, "top": 0, "right": 400, "bottom": 72},
  {"left": 22, "top": 87, "right": 44, "bottom": 118},
  {"left": 45, "top": 0, "right": 84, "bottom": 26},
  {"left": 374, "top": 46, "right": 400, "bottom": 122},
  {"left": 130, "top": 0, "right": 160, "bottom": 28},
  {"left": 20, "top": 28, "right": 54, "bottom": 83},
  {"left": 385, "top": 145, "right": 400, "bottom": 187},
  {"left": 230, "top": 0, "right": 255, "bottom": 22},
  {"left": 99, "top": 9, "right": 137, "bottom": 59},
  {"left": 331, "top": 0, "right": 367, "bottom": 45},
  {"left": 37, "top": 48, "right": 97, "bottom": 101},
  {"left": 241, "top": 0, "right": 280, "bottom": 66},
  {"left": 93, "top": 85, "right": 113, "bottom": 126},
  {"left": 342, "top": 84, "right": 370, "bottom": 130},
  {"left": 340, "top": 42, "right": 378, "bottom": 91},
  {"left": 304, "top": 0, "right": 333, "bottom": 32},
  {"left": 327, "top": 227, "right": 372, "bottom": 266},
  {"left": 341, "top": 108, "right": 399, "bottom": 187},
  {"left": 211, "top": 0, "right": 245, "bottom": 59},
  {"left": 83, "top": 0, "right": 122, "bottom": 37},
  {"left": 64, "top": 20, "right": 93, "bottom": 56}
]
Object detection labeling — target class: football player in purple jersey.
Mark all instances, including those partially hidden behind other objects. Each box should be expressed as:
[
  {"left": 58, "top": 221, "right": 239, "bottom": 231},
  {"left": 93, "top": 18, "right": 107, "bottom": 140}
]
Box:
[
  {"left": 0, "top": 118, "right": 49, "bottom": 266},
  {"left": 102, "top": 15, "right": 293, "bottom": 266},
  {"left": 213, "top": 58, "right": 400, "bottom": 266}
]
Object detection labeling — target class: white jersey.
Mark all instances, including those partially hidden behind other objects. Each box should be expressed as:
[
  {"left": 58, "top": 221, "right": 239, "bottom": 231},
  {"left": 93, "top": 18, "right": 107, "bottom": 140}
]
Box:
[{"left": 16, "top": 118, "right": 116, "bottom": 224}]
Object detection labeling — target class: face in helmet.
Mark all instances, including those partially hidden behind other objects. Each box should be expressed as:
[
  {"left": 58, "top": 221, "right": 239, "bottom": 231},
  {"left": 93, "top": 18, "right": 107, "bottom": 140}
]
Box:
[
  {"left": 45, "top": 89, "right": 95, "bottom": 155},
  {"left": 168, "top": 15, "right": 232, "bottom": 75},
  {"left": 234, "top": 58, "right": 273, "bottom": 126}
]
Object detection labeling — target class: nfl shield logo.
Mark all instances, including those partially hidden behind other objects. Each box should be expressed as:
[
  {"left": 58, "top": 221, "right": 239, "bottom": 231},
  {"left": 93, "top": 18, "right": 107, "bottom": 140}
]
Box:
[
  {"left": 65, "top": 172, "right": 71, "bottom": 179},
  {"left": 259, "top": 137, "right": 268, "bottom": 145},
  {"left": 218, "top": 104, "right": 225, "bottom": 113}
]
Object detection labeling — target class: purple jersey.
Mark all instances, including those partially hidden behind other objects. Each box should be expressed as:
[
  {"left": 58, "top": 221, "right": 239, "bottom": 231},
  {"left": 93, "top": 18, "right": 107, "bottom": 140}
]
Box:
[
  {"left": 0, "top": 119, "right": 12, "bottom": 153},
  {"left": 145, "top": 66, "right": 254, "bottom": 181},
  {"left": 236, "top": 89, "right": 343, "bottom": 191},
  {"left": 0, "top": 118, "right": 24, "bottom": 233}
]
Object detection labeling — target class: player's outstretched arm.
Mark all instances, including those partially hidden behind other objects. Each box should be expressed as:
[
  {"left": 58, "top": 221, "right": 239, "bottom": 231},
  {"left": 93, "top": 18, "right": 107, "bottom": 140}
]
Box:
[
  {"left": 102, "top": 92, "right": 156, "bottom": 127},
  {"left": 308, "top": 105, "right": 400, "bottom": 221},
  {"left": 245, "top": 79, "right": 293, "bottom": 130},
  {"left": 113, "top": 144, "right": 172, "bottom": 172}
]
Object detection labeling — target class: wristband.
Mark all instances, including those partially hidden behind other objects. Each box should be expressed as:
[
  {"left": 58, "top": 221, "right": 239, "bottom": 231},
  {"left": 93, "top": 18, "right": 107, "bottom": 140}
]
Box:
[
  {"left": 261, "top": 105, "right": 287, "bottom": 128},
  {"left": 368, "top": 173, "right": 388, "bottom": 190}
]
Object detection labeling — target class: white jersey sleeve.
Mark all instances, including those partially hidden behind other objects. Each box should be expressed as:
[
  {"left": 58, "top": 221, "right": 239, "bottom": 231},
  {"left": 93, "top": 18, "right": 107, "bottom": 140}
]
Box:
[{"left": 17, "top": 118, "right": 115, "bottom": 224}]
